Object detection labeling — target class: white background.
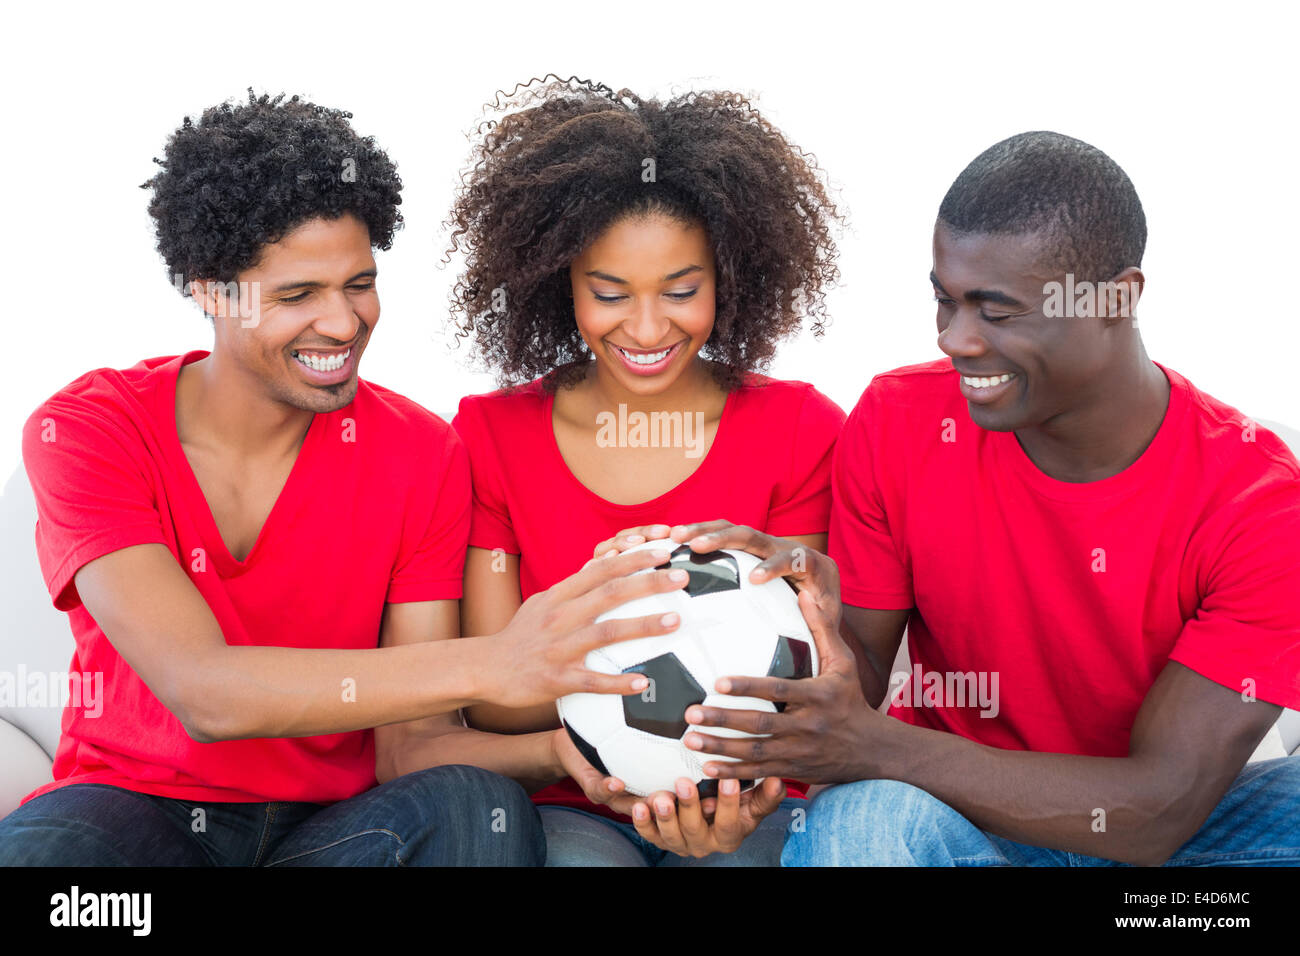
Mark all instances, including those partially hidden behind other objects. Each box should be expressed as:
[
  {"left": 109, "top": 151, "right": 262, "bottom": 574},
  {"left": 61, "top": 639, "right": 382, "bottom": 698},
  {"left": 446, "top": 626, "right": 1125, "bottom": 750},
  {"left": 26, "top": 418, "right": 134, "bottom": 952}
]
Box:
[{"left": 2, "top": 0, "right": 1297, "bottom": 482}]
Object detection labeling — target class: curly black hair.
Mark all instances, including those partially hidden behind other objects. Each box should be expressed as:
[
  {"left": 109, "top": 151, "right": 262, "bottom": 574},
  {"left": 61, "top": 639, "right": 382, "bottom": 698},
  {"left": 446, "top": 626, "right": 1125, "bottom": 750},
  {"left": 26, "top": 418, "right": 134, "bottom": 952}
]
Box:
[
  {"left": 445, "top": 76, "right": 844, "bottom": 391},
  {"left": 938, "top": 131, "right": 1146, "bottom": 284},
  {"left": 142, "top": 89, "right": 403, "bottom": 298}
]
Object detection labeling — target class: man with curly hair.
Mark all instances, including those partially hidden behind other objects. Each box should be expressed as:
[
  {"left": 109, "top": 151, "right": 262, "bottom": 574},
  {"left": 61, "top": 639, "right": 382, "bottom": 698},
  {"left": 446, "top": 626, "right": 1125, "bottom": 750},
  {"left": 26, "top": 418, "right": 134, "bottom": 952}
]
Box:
[{"left": 0, "top": 91, "right": 689, "bottom": 866}]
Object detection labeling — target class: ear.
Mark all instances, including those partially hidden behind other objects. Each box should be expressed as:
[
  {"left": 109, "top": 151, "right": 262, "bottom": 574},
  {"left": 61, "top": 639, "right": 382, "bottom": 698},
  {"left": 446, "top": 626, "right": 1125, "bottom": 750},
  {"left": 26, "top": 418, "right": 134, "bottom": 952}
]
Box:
[
  {"left": 188, "top": 278, "right": 232, "bottom": 322},
  {"left": 1103, "top": 267, "right": 1144, "bottom": 326}
]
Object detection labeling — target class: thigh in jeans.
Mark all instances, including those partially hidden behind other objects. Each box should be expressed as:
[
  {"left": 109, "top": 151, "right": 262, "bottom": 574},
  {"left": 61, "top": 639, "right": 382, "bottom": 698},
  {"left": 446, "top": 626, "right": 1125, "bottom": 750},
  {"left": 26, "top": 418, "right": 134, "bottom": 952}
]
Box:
[
  {"left": 0, "top": 784, "right": 209, "bottom": 866},
  {"left": 264, "top": 765, "right": 545, "bottom": 867}
]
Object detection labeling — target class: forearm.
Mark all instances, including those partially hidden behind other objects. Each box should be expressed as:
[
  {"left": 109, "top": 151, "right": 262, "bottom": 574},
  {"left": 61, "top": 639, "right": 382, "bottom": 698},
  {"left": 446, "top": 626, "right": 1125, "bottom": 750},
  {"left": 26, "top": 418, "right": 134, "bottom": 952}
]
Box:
[
  {"left": 382, "top": 727, "right": 565, "bottom": 794},
  {"left": 465, "top": 701, "right": 560, "bottom": 734},
  {"left": 182, "top": 637, "right": 494, "bottom": 742},
  {"left": 874, "top": 719, "right": 1199, "bottom": 865}
]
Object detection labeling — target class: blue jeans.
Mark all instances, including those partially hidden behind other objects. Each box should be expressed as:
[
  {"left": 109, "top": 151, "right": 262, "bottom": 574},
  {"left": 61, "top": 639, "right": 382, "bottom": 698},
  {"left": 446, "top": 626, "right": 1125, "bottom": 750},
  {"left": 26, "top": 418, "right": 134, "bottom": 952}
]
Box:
[
  {"left": 0, "top": 765, "right": 544, "bottom": 866},
  {"left": 782, "top": 755, "right": 1300, "bottom": 866},
  {"left": 540, "top": 797, "right": 806, "bottom": 866}
]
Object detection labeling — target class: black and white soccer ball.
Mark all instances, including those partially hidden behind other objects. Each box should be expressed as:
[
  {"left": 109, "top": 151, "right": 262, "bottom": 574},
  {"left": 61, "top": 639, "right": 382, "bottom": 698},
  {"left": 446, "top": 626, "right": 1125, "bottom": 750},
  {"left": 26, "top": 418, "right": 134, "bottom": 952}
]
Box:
[{"left": 557, "top": 540, "right": 819, "bottom": 798}]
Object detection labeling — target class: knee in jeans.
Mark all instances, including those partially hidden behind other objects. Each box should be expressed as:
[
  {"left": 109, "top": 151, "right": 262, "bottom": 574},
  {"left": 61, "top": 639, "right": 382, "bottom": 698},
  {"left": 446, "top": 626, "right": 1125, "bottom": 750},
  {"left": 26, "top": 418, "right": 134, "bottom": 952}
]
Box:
[{"left": 399, "top": 765, "right": 533, "bottom": 818}]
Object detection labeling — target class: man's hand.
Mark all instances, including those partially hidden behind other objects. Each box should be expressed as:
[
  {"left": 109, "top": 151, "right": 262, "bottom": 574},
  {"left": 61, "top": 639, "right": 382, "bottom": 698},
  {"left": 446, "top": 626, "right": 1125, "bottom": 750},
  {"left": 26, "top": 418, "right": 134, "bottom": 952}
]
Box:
[
  {"left": 629, "top": 776, "right": 786, "bottom": 857},
  {"left": 480, "top": 548, "right": 687, "bottom": 710},
  {"left": 684, "top": 588, "right": 882, "bottom": 785}
]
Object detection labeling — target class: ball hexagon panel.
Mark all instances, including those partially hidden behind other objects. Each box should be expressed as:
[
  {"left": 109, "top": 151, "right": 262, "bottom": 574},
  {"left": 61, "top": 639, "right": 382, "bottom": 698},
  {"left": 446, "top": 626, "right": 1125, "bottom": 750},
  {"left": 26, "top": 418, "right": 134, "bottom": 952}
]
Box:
[
  {"left": 621, "top": 653, "right": 707, "bottom": 739},
  {"left": 656, "top": 545, "right": 742, "bottom": 598},
  {"left": 767, "top": 634, "right": 814, "bottom": 713}
]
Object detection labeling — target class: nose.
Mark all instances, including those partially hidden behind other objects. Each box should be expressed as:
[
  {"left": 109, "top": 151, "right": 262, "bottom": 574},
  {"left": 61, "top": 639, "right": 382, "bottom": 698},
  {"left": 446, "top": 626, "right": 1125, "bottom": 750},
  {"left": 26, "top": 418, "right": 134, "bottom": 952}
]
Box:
[
  {"left": 936, "top": 304, "right": 988, "bottom": 360},
  {"left": 311, "top": 289, "right": 364, "bottom": 343},
  {"left": 623, "top": 296, "right": 672, "bottom": 349}
]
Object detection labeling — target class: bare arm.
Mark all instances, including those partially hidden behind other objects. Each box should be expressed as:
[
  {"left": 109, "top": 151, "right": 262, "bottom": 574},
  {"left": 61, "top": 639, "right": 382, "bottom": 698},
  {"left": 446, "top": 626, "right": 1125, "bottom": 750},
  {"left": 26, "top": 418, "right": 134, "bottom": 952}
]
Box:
[
  {"left": 461, "top": 546, "right": 562, "bottom": 734},
  {"left": 75, "top": 542, "right": 686, "bottom": 743},
  {"left": 872, "top": 660, "right": 1281, "bottom": 865},
  {"left": 841, "top": 605, "right": 910, "bottom": 709},
  {"left": 373, "top": 600, "right": 565, "bottom": 792},
  {"left": 75, "top": 544, "right": 487, "bottom": 742},
  {"left": 689, "top": 594, "right": 1284, "bottom": 866}
]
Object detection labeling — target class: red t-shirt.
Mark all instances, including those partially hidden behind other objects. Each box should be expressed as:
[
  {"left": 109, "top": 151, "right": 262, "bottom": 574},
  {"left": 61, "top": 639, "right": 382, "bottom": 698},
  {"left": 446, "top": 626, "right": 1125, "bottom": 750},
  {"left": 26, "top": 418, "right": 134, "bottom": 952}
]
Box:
[
  {"left": 453, "top": 372, "right": 845, "bottom": 816},
  {"left": 830, "top": 359, "right": 1300, "bottom": 755},
  {"left": 21, "top": 350, "right": 470, "bottom": 805}
]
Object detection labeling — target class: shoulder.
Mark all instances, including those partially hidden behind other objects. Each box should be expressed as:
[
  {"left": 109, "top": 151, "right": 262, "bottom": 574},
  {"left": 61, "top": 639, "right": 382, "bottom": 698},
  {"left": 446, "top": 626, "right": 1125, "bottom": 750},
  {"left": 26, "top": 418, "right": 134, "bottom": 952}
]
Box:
[
  {"left": 733, "top": 372, "right": 846, "bottom": 426},
  {"left": 453, "top": 377, "right": 548, "bottom": 437},
  {"left": 841, "top": 359, "right": 960, "bottom": 431},
  {"left": 1163, "top": 364, "right": 1300, "bottom": 495},
  {"left": 350, "top": 379, "right": 463, "bottom": 465},
  {"left": 354, "top": 378, "right": 452, "bottom": 432},
  {"left": 23, "top": 353, "right": 191, "bottom": 453}
]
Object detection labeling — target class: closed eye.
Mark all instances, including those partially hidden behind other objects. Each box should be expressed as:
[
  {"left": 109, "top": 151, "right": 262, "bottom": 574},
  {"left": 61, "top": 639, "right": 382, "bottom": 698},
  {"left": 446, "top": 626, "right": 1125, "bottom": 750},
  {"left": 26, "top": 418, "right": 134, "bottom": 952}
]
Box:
[{"left": 934, "top": 295, "right": 1010, "bottom": 322}]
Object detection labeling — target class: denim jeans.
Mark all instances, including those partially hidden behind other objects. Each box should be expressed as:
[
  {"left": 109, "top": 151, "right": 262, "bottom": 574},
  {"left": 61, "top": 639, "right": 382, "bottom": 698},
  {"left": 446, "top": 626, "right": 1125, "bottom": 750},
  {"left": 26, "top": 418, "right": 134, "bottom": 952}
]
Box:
[
  {"left": 540, "top": 796, "right": 806, "bottom": 866},
  {"left": 782, "top": 755, "right": 1300, "bottom": 866},
  {"left": 0, "top": 764, "right": 544, "bottom": 866}
]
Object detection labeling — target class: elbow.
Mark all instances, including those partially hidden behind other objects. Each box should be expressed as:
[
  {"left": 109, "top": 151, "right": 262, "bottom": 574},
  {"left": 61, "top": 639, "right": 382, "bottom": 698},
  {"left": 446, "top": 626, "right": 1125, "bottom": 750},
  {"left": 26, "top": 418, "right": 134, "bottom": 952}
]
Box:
[
  {"left": 176, "top": 705, "right": 242, "bottom": 744},
  {"left": 375, "top": 746, "right": 402, "bottom": 785},
  {"left": 162, "top": 674, "right": 248, "bottom": 744},
  {"left": 1122, "top": 770, "right": 1207, "bottom": 866}
]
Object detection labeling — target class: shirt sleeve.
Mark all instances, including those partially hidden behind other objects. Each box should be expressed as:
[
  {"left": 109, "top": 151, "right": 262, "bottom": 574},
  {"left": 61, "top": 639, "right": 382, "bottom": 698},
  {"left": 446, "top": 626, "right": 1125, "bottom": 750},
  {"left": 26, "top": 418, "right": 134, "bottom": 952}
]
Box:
[
  {"left": 1167, "top": 480, "right": 1300, "bottom": 710},
  {"left": 828, "top": 382, "right": 914, "bottom": 610},
  {"left": 764, "top": 386, "right": 847, "bottom": 538},
  {"left": 385, "top": 426, "right": 472, "bottom": 604},
  {"left": 451, "top": 396, "right": 521, "bottom": 555},
  {"left": 22, "top": 395, "right": 169, "bottom": 612}
]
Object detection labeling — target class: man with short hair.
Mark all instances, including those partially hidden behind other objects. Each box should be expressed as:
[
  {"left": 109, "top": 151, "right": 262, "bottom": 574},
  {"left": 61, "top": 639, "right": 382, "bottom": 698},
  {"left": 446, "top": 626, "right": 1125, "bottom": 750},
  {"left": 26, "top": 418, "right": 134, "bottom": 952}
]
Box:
[
  {"left": 0, "top": 91, "right": 685, "bottom": 866},
  {"left": 670, "top": 131, "right": 1300, "bottom": 866}
]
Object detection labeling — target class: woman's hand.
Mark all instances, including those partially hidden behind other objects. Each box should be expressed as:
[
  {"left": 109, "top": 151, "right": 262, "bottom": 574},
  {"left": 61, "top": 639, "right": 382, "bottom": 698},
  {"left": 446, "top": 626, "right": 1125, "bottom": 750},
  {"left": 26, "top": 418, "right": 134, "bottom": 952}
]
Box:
[
  {"left": 629, "top": 776, "right": 786, "bottom": 857},
  {"left": 550, "top": 726, "right": 644, "bottom": 817},
  {"left": 591, "top": 524, "right": 675, "bottom": 558},
  {"left": 480, "top": 548, "right": 687, "bottom": 710}
]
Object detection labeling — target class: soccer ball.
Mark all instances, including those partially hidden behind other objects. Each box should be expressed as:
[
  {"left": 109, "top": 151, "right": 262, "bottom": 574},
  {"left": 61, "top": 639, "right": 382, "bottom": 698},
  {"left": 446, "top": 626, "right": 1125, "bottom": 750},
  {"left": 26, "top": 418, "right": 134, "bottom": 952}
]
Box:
[{"left": 557, "top": 541, "right": 819, "bottom": 798}]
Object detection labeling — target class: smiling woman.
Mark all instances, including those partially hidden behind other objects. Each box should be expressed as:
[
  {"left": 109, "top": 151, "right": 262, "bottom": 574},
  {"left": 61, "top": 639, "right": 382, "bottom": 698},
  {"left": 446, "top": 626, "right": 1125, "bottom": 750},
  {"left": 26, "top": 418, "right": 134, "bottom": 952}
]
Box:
[{"left": 440, "top": 75, "right": 849, "bottom": 867}]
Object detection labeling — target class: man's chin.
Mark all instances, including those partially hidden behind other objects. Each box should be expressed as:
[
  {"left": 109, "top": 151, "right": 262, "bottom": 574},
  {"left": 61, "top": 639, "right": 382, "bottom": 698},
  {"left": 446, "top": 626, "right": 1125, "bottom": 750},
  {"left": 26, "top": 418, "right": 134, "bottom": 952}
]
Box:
[
  {"left": 286, "top": 378, "right": 359, "bottom": 414},
  {"left": 966, "top": 403, "right": 1024, "bottom": 433}
]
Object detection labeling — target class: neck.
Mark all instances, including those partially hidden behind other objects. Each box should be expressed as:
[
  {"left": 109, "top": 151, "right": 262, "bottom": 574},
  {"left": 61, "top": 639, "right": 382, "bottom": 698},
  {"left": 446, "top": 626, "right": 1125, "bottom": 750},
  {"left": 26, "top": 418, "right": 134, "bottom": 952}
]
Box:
[
  {"left": 1014, "top": 344, "right": 1170, "bottom": 483},
  {"left": 584, "top": 356, "right": 721, "bottom": 416},
  {"left": 176, "top": 350, "right": 314, "bottom": 458}
]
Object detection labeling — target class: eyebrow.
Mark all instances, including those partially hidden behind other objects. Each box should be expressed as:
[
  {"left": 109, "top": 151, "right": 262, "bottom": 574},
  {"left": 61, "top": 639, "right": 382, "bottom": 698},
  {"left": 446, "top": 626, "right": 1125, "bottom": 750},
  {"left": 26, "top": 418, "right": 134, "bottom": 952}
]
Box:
[
  {"left": 585, "top": 265, "right": 703, "bottom": 285},
  {"left": 930, "top": 271, "right": 1025, "bottom": 309},
  {"left": 270, "top": 268, "right": 378, "bottom": 294}
]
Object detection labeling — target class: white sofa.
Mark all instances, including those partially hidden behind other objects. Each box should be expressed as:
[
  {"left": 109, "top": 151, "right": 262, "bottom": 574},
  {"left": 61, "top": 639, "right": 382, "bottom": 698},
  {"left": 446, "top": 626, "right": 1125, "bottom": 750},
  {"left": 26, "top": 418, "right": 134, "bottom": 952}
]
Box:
[{"left": 3, "top": 423, "right": 1299, "bottom": 819}]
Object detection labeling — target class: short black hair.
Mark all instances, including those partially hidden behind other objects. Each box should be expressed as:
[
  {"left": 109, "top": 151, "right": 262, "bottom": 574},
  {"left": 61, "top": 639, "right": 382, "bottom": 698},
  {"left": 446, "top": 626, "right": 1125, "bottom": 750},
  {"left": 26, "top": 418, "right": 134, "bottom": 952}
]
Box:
[
  {"left": 142, "top": 89, "right": 403, "bottom": 296},
  {"left": 937, "top": 131, "right": 1146, "bottom": 282}
]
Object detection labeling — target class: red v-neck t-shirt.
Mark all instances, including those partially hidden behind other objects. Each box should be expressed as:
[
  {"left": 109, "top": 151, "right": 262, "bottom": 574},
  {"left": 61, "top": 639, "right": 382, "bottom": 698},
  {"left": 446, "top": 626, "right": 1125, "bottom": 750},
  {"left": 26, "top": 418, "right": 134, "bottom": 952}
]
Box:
[
  {"left": 453, "top": 372, "right": 846, "bottom": 816},
  {"left": 21, "top": 350, "right": 470, "bottom": 805},
  {"left": 830, "top": 359, "right": 1300, "bottom": 755}
]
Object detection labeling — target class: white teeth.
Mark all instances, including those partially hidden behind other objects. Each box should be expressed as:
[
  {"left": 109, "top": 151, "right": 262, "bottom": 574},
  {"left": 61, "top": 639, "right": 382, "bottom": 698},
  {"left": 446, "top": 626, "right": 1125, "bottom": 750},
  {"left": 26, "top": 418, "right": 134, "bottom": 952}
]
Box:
[
  {"left": 294, "top": 348, "right": 350, "bottom": 373},
  {"left": 963, "top": 373, "right": 1013, "bottom": 389},
  {"left": 619, "top": 346, "right": 672, "bottom": 366}
]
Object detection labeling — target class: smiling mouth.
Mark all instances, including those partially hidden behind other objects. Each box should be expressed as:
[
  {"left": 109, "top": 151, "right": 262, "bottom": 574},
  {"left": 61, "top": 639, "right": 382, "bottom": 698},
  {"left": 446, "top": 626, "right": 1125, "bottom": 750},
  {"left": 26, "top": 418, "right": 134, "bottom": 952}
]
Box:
[
  {"left": 961, "top": 373, "right": 1015, "bottom": 390},
  {"left": 291, "top": 348, "right": 352, "bottom": 373},
  {"left": 607, "top": 339, "right": 687, "bottom": 374},
  {"left": 616, "top": 344, "right": 676, "bottom": 365}
]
